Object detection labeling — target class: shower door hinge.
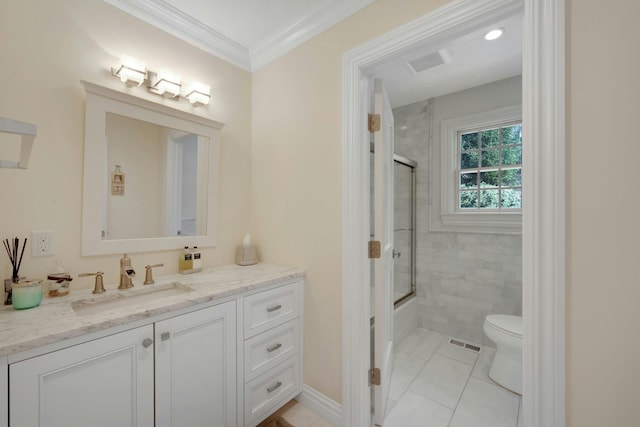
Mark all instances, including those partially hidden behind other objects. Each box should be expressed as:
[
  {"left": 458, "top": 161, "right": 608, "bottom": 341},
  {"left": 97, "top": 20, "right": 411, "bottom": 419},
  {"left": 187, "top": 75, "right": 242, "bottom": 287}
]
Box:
[
  {"left": 368, "top": 240, "right": 381, "bottom": 259},
  {"left": 369, "top": 367, "right": 381, "bottom": 386},
  {"left": 368, "top": 114, "right": 380, "bottom": 132}
]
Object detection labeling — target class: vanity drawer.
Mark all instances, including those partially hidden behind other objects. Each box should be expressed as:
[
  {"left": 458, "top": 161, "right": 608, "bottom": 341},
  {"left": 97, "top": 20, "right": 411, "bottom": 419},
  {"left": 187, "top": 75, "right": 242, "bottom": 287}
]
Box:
[
  {"left": 244, "top": 319, "right": 298, "bottom": 382},
  {"left": 244, "top": 356, "right": 300, "bottom": 426},
  {"left": 244, "top": 283, "right": 299, "bottom": 338}
]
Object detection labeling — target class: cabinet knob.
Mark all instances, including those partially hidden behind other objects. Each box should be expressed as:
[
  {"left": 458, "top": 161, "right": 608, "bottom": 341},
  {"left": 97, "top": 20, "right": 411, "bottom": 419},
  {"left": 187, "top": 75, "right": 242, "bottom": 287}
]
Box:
[
  {"left": 266, "top": 304, "right": 282, "bottom": 313},
  {"left": 161, "top": 332, "right": 170, "bottom": 342},
  {"left": 267, "top": 381, "right": 282, "bottom": 393},
  {"left": 142, "top": 338, "right": 153, "bottom": 348}
]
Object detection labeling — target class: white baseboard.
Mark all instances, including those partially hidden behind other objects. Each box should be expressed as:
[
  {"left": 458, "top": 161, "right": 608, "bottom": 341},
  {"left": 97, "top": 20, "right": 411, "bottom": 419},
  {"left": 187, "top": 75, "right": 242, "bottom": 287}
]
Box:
[{"left": 295, "top": 384, "right": 343, "bottom": 426}]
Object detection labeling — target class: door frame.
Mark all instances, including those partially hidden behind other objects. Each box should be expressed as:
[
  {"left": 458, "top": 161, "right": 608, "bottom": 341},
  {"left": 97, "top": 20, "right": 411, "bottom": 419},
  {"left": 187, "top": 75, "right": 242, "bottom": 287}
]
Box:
[{"left": 341, "top": 0, "right": 565, "bottom": 426}]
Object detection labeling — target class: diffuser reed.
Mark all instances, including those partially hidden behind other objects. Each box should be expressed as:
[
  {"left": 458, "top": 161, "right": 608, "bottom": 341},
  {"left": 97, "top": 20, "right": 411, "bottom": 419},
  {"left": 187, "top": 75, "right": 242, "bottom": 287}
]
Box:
[{"left": 3, "top": 237, "right": 27, "bottom": 283}]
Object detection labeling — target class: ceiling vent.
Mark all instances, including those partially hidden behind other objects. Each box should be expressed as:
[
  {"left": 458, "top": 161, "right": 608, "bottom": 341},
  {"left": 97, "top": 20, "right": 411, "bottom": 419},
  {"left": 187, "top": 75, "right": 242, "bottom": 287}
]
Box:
[{"left": 407, "top": 48, "right": 453, "bottom": 74}]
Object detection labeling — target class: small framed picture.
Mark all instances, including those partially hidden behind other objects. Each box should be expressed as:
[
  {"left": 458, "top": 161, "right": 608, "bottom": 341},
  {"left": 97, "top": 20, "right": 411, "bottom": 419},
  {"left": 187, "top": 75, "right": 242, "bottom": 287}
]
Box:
[
  {"left": 111, "top": 184, "right": 124, "bottom": 195},
  {"left": 112, "top": 171, "right": 124, "bottom": 184}
]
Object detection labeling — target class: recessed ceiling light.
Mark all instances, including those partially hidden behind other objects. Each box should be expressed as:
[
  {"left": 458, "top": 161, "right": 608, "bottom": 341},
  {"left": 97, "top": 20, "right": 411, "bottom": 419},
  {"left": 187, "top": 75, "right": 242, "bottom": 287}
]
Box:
[{"left": 484, "top": 28, "right": 504, "bottom": 41}]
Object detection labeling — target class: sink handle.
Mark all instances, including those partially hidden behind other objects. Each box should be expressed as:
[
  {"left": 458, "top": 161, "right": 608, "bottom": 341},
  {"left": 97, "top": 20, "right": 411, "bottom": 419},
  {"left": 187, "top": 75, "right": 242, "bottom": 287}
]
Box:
[
  {"left": 143, "top": 263, "right": 164, "bottom": 285},
  {"left": 79, "top": 272, "right": 105, "bottom": 294}
]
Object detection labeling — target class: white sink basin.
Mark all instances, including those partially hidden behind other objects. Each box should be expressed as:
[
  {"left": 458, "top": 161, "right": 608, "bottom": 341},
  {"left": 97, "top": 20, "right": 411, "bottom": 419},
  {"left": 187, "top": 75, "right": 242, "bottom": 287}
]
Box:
[{"left": 71, "top": 282, "right": 193, "bottom": 316}]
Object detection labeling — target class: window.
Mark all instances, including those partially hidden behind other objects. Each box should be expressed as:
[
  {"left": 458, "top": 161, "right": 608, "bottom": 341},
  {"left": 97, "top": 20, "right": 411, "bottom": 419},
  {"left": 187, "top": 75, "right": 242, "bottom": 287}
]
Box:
[
  {"left": 437, "top": 105, "right": 522, "bottom": 233},
  {"left": 458, "top": 122, "right": 522, "bottom": 210}
]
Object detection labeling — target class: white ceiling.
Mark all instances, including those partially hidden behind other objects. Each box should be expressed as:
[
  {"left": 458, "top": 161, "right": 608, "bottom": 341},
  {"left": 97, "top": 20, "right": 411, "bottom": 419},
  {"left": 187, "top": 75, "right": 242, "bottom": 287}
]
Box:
[
  {"left": 106, "top": 1, "right": 521, "bottom": 106},
  {"left": 106, "top": 0, "right": 376, "bottom": 71},
  {"left": 368, "top": 14, "right": 523, "bottom": 107}
]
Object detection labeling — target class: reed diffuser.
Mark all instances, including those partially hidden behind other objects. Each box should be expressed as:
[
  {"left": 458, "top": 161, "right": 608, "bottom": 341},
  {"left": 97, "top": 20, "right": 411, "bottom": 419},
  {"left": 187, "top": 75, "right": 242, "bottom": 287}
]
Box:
[
  {"left": 3, "top": 237, "right": 27, "bottom": 284},
  {"left": 3, "top": 237, "right": 42, "bottom": 309}
]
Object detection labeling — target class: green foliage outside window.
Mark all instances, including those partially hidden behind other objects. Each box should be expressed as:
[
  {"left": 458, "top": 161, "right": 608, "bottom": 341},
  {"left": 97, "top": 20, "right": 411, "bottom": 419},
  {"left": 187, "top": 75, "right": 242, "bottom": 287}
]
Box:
[{"left": 458, "top": 124, "right": 522, "bottom": 209}]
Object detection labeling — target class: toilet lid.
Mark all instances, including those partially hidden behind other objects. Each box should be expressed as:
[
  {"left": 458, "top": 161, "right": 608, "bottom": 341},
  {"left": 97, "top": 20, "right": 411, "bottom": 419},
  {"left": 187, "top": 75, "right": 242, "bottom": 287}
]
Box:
[{"left": 486, "top": 315, "right": 522, "bottom": 337}]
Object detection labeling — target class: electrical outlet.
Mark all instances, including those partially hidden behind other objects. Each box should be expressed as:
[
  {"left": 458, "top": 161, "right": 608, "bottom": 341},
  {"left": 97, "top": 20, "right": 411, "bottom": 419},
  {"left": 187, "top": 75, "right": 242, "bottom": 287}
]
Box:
[{"left": 31, "top": 230, "right": 54, "bottom": 257}]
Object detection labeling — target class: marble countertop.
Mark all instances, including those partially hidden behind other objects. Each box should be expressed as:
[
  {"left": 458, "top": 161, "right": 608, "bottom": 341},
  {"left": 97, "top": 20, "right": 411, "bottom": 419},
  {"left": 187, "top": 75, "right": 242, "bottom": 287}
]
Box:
[{"left": 0, "top": 263, "right": 304, "bottom": 358}]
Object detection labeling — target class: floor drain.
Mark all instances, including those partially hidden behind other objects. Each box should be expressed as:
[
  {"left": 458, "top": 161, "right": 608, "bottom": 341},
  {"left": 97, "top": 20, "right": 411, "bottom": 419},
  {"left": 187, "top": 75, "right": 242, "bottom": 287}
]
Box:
[{"left": 448, "top": 338, "right": 481, "bottom": 353}]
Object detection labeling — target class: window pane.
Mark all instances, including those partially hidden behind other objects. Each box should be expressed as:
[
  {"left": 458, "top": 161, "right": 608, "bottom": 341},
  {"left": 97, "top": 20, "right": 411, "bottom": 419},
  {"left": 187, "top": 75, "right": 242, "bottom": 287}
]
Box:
[
  {"left": 481, "top": 149, "right": 499, "bottom": 167},
  {"left": 460, "top": 152, "right": 479, "bottom": 169},
  {"left": 480, "top": 171, "right": 499, "bottom": 188},
  {"left": 501, "top": 146, "right": 522, "bottom": 165},
  {"left": 502, "top": 125, "right": 522, "bottom": 145},
  {"left": 481, "top": 128, "right": 500, "bottom": 148},
  {"left": 461, "top": 132, "right": 478, "bottom": 151},
  {"left": 501, "top": 168, "right": 522, "bottom": 186},
  {"left": 501, "top": 188, "right": 522, "bottom": 208},
  {"left": 480, "top": 189, "right": 499, "bottom": 208},
  {"left": 460, "top": 172, "right": 477, "bottom": 189},
  {"left": 460, "top": 190, "right": 478, "bottom": 208}
]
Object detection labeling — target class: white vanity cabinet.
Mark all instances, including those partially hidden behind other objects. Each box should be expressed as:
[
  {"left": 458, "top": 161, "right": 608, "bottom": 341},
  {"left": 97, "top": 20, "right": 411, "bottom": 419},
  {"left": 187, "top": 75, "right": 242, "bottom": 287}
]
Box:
[
  {"left": 10, "top": 325, "right": 155, "bottom": 427},
  {"left": 1, "top": 357, "right": 7, "bottom": 427},
  {"left": 4, "top": 274, "right": 303, "bottom": 427},
  {"left": 155, "top": 301, "right": 237, "bottom": 427},
  {"left": 242, "top": 282, "right": 303, "bottom": 426}
]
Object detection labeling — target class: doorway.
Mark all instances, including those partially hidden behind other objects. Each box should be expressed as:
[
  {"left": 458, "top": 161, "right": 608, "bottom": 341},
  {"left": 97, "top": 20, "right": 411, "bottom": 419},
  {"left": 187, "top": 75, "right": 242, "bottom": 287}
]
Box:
[{"left": 342, "top": 1, "right": 565, "bottom": 426}]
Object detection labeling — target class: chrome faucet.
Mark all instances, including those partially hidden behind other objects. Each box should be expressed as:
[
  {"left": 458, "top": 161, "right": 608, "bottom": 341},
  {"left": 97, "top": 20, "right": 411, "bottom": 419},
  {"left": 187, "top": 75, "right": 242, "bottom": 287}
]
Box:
[{"left": 118, "top": 254, "right": 135, "bottom": 289}]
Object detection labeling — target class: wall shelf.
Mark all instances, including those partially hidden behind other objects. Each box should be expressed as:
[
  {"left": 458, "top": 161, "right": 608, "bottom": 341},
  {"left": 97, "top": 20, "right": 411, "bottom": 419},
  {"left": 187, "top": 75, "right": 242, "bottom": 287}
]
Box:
[{"left": 0, "top": 117, "right": 37, "bottom": 169}]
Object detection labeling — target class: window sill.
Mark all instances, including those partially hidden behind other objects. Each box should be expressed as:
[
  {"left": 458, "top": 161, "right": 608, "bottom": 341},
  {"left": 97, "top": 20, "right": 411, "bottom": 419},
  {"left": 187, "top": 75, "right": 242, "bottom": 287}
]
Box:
[{"left": 439, "top": 212, "right": 521, "bottom": 234}]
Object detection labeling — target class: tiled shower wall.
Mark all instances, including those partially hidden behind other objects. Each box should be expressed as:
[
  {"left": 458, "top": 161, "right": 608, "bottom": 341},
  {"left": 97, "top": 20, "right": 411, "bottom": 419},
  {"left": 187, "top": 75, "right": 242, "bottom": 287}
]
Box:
[{"left": 392, "top": 77, "right": 522, "bottom": 346}]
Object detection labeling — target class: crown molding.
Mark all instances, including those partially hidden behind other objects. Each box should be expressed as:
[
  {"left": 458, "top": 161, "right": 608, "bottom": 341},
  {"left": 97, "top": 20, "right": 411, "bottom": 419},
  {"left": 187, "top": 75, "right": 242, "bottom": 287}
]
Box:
[
  {"left": 105, "top": 0, "right": 376, "bottom": 72},
  {"left": 105, "top": 0, "right": 251, "bottom": 71},
  {"left": 250, "top": 0, "right": 376, "bottom": 71}
]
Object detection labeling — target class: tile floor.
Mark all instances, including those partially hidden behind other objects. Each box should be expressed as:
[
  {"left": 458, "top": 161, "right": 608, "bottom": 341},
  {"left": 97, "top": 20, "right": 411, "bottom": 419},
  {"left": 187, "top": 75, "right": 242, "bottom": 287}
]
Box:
[{"left": 384, "top": 328, "right": 523, "bottom": 427}]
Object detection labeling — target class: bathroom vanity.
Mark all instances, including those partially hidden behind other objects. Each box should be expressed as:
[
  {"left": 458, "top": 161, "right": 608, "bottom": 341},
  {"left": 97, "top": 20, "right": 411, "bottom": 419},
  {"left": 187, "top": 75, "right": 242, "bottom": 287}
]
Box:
[{"left": 0, "top": 263, "right": 303, "bottom": 427}]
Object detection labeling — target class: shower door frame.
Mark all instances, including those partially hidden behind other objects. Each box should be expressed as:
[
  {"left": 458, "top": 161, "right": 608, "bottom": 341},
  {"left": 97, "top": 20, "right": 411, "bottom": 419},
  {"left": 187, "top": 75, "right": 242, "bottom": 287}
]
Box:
[{"left": 392, "top": 154, "right": 417, "bottom": 308}]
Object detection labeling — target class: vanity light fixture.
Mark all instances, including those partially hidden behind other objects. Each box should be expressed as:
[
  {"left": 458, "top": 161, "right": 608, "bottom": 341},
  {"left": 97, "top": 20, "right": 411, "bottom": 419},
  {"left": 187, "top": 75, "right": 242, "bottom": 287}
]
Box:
[
  {"left": 150, "top": 69, "right": 182, "bottom": 98},
  {"left": 484, "top": 27, "right": 504, "bottom": 41},
  {"left": 111, "top": 54, "right": 211, "bottom": 107},
  {"left": 185, "top": 82, "right": 211, "bottom": 106},
  {"left": 112, "top": 55, "right": 146, "bottom": 87}
]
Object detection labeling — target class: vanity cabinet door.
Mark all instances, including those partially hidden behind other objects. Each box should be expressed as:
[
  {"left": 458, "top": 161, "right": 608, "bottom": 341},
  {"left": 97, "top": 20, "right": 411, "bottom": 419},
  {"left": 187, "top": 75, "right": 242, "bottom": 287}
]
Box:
[
  {"left": 155, "top": 300, "right": 237, "bottom": 427},
  {"left": 1, "top": 356, "right": 7, "bottom": 427},
  {"left": 10, "top": 325, "right": 154, "bottom": 427}
]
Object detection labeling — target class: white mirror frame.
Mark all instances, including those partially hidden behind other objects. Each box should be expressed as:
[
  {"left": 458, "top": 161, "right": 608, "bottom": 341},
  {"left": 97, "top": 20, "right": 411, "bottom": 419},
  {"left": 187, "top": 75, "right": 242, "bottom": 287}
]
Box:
[{"left": 81, "top": 81, "right": 224, "bottom": 256}]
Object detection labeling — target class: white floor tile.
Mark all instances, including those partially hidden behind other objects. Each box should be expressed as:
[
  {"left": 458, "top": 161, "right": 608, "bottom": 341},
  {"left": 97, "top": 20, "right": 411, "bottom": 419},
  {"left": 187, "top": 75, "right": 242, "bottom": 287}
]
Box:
[
  {"left": 396, "top": 328, "right": 445, "bottom": 361},
  {"left": 471, "top": 346, "right": 497, "bottom": 384},
  {"left": 384, "top": 391, "right": 453, "bottom": 427},
  {"left": 386, "top": 398, "right": 397, "bottom": 418},
  {"left": 389, "top": 351, "right": 428, "bottom": 401},
  {"left": 409, "top": 354, "right": 472, "bottom": 409},
  {"left": 436, "top": 338, "right": 479, "bottom": 365},
  {"left": 449, "top": 378, "right": 520, "bottom": 427}
]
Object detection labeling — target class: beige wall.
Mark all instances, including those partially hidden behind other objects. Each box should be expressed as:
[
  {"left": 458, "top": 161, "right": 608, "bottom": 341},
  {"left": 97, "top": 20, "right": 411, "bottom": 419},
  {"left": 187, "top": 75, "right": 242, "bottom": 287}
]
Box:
[
  {"left": 251, "top": 0, "right": 448, "bottom": 404},
  {"left": 566, "top": 0, "right": 640, "bottom": 425},
  {"left": 0, "top": 0, "right": 252, "bottom": 282}
]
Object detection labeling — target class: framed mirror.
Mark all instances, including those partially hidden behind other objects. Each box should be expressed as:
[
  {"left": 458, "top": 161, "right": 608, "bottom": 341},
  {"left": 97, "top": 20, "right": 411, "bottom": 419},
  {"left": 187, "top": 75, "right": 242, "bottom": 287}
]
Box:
[{"left": 81, "top": 81, "right": 223, "bottom": 255}]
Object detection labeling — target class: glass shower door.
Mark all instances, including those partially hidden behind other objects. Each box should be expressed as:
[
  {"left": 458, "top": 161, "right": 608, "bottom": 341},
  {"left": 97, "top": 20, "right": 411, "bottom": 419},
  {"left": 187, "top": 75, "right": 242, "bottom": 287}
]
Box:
[{"left": 393, "top": 156, "right": 416, "bottom": 306}]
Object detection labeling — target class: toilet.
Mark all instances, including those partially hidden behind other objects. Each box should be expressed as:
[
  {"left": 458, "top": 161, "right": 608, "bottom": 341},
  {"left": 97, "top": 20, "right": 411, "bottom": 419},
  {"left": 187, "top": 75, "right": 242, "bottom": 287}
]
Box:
[{"left": 483, "top": 314, "right": 522, "bottom": 395}]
